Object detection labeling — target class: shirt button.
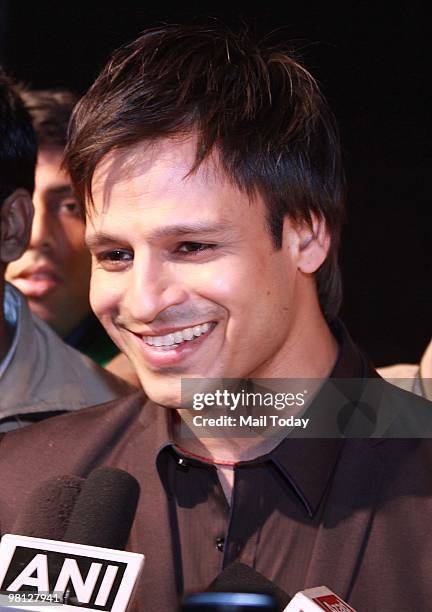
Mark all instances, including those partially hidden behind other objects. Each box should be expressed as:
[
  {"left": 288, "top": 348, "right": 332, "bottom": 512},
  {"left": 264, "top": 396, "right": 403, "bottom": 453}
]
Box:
[
  {"left": 216, "top": 537, "right": 225, "bottom": 552},
  {"left": 176, "top": 456, "right": 188, "bottom": 471}
]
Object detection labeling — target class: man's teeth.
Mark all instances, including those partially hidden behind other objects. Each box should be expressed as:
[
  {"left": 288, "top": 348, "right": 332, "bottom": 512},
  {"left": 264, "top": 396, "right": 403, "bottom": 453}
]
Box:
[{"left": 145, "top": 323, "right": 212, "bottom": 347}]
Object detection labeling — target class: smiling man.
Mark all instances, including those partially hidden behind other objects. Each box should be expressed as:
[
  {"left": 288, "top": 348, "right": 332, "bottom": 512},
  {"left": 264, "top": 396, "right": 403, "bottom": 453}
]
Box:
[{"left": 2, "top": 25, "right": 432, "bottom": 611}]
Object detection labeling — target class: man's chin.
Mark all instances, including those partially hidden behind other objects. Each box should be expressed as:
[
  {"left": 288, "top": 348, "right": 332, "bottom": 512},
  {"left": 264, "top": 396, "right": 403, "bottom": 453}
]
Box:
[
  {"left": 145, "top": 393, "right": 183, "bottom": 409},
  {"left": 135, "top": 369, "right": 226, "bottom": 409},
  {"left": 136, "top": 377, "right": 183, "bottom": 409}
]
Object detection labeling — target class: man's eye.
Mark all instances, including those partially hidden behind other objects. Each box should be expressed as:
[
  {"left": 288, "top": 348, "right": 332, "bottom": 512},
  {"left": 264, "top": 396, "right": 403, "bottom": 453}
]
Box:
[
  {"left": 176, "top": 242, "right": 216, "bottom": 254},
  {"left": 58, "top": 200, "right": 82, "bottom": 217},
  {"left": 97, "top": 250, "right": 133, "bottom": 263}
]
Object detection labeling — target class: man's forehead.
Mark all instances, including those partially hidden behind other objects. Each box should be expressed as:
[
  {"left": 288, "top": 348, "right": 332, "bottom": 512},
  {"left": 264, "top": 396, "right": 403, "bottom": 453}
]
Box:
[
  {"left": 90, "top": 136, "right": 229, "bottom": 211},
  {"left": 85, "top": 137, "right": 262, "bottom": 242}
]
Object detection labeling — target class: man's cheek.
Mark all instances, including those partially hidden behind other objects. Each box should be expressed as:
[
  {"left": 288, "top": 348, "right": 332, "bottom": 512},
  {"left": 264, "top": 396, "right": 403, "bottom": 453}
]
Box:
[
  {"left": 90, "top": 275, "right": 123, "bottom": 319},
  {"left": 199, "top": 269, "right": 241, "bottom": 303}
]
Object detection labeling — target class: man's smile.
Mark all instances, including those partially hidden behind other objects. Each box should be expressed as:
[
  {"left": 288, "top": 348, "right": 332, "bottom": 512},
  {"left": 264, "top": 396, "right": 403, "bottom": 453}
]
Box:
[
  {"left": 142, "top": 321, "right": 214, "bottom": 348},
  {"left": 128, "top": 321, "right": 217, "bottom": 367}
]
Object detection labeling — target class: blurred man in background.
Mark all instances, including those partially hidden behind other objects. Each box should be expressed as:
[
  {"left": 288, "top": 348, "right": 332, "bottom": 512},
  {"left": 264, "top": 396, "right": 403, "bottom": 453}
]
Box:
[
  {"left": 5, "top": 89, "right": 139, "bottom": 384},
  {"left": 6, "top": 89, "right": 117, "bottom": 365},
  {"left": 0, "top": 70, "right": 132, "bottom": 430}
]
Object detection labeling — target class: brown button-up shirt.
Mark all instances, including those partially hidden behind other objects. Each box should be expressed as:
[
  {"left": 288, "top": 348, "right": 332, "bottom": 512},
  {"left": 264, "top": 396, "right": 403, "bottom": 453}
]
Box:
[{"left": 1, "top": 323, "right": 432, "bottom": 611}]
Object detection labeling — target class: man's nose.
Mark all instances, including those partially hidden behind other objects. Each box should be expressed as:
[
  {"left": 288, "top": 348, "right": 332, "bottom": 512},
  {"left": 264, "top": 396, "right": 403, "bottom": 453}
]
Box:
[
  {"left": 29, "top": 202, "right": 55, "bottom": 252},
  {"left": 122, "top": 253, "right": 188, "bottom": 323}
]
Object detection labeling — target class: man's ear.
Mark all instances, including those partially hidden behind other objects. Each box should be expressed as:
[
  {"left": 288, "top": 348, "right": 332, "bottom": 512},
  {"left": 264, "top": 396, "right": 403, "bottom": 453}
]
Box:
[
  {"left": 283, "top": 214, "right": 331, "bottom": 274},
  {"left": 0, "top": 189, "right": 34, "bottom": 263}
]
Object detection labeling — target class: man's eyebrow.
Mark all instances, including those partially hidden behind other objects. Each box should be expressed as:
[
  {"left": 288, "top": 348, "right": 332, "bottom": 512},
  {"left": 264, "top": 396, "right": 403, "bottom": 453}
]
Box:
[
  {"left": 85, "top": 232, "right": 120, "bottom": 250},
  {"left": 46, "top": 186, "right": 74, "bottom": 197},
  {"left": 148, "top": 222, "right": 231, "bottom": 240},
  {"left": 86, "top": 222, "right": 231, "bottom": 250}
]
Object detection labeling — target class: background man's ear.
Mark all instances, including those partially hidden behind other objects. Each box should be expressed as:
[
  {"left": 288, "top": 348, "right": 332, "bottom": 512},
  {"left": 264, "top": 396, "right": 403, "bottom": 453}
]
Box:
[
  {"left": 0, "top": 189, "right": 34, "bottom": 263},
  {"left": 283, "top": 214, "right": 331, "bottom": 274}
]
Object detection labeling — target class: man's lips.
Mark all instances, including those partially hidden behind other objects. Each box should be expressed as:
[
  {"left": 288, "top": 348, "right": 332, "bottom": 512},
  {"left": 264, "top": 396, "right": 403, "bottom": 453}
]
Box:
[
  {"left": 12, "top": 268, "right": 63, "bottom": 298},
  {"left": 130, "top": 322, "right": 217, "bottom": 367}
]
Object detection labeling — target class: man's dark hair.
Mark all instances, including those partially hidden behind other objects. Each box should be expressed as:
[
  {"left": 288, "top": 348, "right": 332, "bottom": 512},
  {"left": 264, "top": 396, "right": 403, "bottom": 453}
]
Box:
[
  {"left": 0, "top": 69, "right": 37, "bottom": 204},
  {"left": 19, "top": 88, "right": 78, "bottom": 149},
  {"left": 65, "top": 25, "right": 346, "bottom": 319}
]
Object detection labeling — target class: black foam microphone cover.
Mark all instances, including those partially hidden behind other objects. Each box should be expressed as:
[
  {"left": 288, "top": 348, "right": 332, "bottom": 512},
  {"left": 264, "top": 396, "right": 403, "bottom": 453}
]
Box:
[
  {"left": 206, "top": 562, "right": 291, "bottom": 611},
  {"left": 63, "top": 466, "right": 140, "bottom": 550},
  {"left": 11, "top": 474, "right": 84, "bottom": 540}
]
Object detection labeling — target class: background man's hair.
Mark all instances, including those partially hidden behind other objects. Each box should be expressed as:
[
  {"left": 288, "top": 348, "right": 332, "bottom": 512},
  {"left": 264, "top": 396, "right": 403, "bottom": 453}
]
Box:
[
  {"left": 19, "top": 88, "right": 78, "bottom": 149},
  {"left": 65, "top": 24, "right": 346, "bottom": 320},
  {"left": 0, "top": 68, "right": 37, "bottom": 204}
]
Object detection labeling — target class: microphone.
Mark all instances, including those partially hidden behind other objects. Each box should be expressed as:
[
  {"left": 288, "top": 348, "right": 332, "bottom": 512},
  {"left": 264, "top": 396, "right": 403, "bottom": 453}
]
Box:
[
  {"left": 181, "top": 592, "right": 278, "bottom": 611},
  {"left": 0, "top": 474, "right": 83, "bottom": 612},
  {"left": 180, "top": 562, "right": 357, "bottom": 612},
  {"left": 283, "top": 586, "right": 356, "bottom": 611},
  {"left": 207, "top": 562, "right": 290, "bottom": 610},
  {"left": 180, "top": 562, "right": 290, "bottom": 611},
  {"left": 0, "top": 467, "right": 144, "bottom": 612},
  {"left": 63, "top": 466, "right": 140, "bottom": 550},
  {"left": 11, "top": 474, "right": 84, "bottom": 540}
]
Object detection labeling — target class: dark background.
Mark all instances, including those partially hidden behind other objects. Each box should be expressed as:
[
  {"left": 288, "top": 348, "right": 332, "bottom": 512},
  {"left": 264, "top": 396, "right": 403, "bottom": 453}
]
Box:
[{"left": 0, "top": 1, "right": 430, "bottom": 366}]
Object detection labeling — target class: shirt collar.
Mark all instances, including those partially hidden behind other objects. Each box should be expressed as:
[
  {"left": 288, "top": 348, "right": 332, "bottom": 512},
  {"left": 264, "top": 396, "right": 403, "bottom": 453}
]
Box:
[{"left": 262, "top": 319, "right": 373, "bottom": 517}]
